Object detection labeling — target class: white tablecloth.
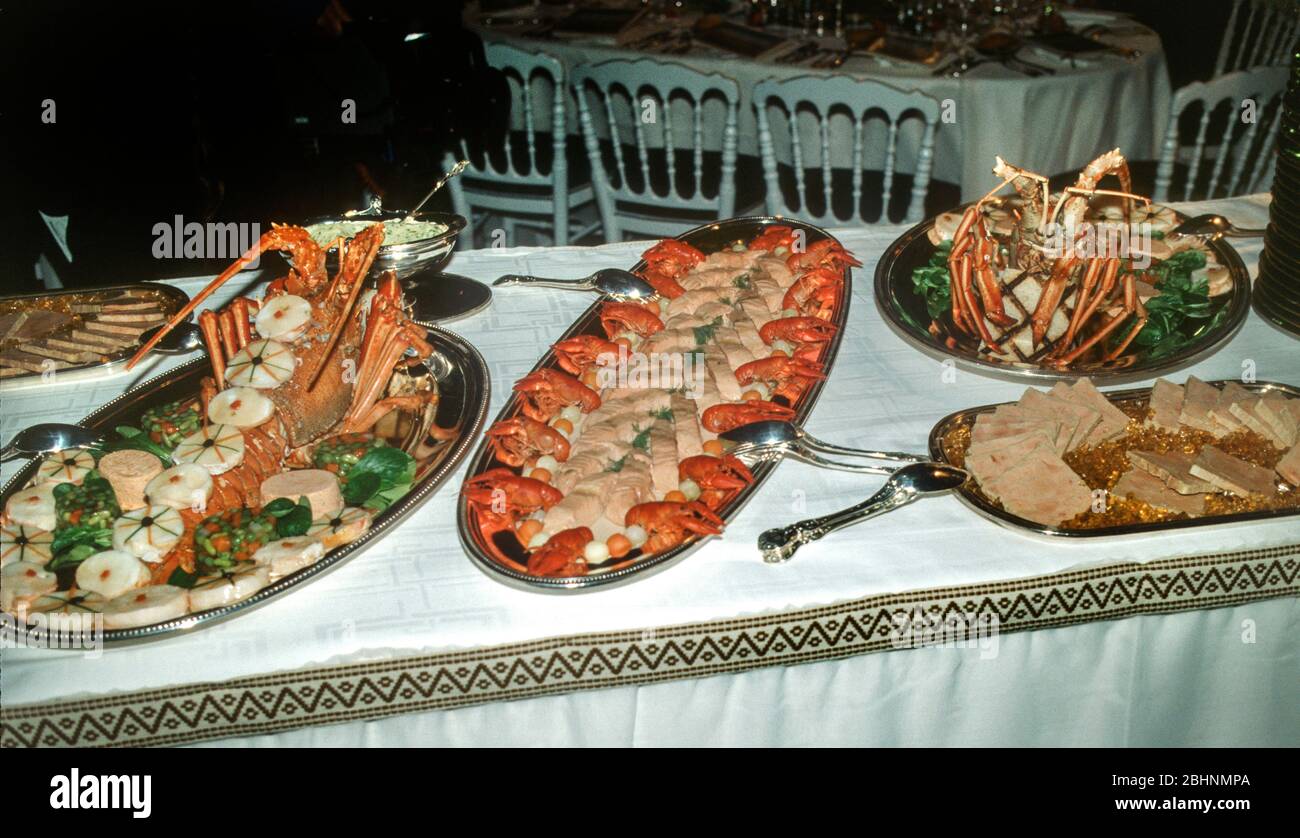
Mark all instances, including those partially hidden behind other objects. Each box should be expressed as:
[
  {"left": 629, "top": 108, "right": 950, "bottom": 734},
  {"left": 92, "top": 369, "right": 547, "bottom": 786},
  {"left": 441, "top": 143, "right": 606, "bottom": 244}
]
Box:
[
  {"left": 2, "top": 193, "right": 1297, "bottom": 747},
  {"left": 472, "top": 8, "right": 1171, "bottom": 202}
]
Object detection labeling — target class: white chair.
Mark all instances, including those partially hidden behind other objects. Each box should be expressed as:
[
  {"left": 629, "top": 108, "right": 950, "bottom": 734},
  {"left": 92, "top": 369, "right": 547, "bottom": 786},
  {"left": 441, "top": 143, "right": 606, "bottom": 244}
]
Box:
[
  {"left": 444, "top": 43, "right": 595, "bottom": 247},
  {"left": 1154, "top": 67, "right": 1288, "bottom": 202},
  {"left": 753, "top": 75, "right": 941, "bottom": 226},
  {"left": 571, "top": 58, "right": 753, "bottom": 241},
  {"left": 1213, "top": 0, "right": 1300, "bottom": 77}
]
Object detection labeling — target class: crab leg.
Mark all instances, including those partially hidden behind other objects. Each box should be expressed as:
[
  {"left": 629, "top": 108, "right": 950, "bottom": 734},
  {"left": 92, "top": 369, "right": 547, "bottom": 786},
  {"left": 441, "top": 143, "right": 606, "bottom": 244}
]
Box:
[
  {"left": 1068, "top": 258, "right": 1121, "bottom": 348},
  {"left": 1053, "top": 305, "right": 1132, "bottom": 366},
  {"left": 305, "top": 234, "right": 383, "bottom": 389},
  {"left": 1030, "top": 256, "right": 1077, "bottom": 346},
  {"left": 973, "top": 238, "right": 1014, "bottom": 327},
  {"left": 197, "top": 310, "right": 226, "bottom": 389},
  {"left": 958, "top": 258, "right": 996, "bottom": 345},
  {"left": 230, "top": 298, "right": 255, "bottom": 349},
  {"left": 1102, "top": 277, "right": 1147, "bottom": 361},
  {"left": 949, "top": 253, "right": 971, "bottom": 334},
  {"left": 1060, "top": 258, "right": 1107, "bottom": 348}
]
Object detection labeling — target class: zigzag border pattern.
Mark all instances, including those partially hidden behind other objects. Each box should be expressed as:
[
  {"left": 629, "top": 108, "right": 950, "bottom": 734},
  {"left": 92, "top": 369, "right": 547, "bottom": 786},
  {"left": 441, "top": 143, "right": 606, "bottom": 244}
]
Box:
[{"left": 3, "top": 544, "right": 1297, "bottom": 747}]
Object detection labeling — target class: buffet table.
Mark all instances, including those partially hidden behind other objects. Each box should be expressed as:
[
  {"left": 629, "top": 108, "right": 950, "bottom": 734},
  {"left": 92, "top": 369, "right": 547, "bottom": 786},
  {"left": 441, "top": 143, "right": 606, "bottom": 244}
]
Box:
[
  {"left": 2, "top": 193, "right": 1297, "bottom": 748},
  {"left": 471, "top": 7, "right": 1171, "bottom": 202}
]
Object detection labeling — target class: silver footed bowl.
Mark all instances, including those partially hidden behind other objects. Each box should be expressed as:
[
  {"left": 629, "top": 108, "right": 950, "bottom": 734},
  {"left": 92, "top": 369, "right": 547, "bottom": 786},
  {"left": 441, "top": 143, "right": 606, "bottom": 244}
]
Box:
[{"left": 303, "top": 208, "right": 468, "bottom": 282}]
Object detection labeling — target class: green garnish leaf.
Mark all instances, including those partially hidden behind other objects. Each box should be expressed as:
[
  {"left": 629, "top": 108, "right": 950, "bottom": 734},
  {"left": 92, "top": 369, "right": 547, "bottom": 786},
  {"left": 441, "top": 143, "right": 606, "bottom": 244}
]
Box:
[
  {"left": 692, "top": 316, "right": 724, "bottom": 346},
  {"left": 339, "top": 446, "right": 416, "bottom": 507},
  {"left": 262, "top": 498, "right": 297, "bottom": 518},
  {"left": 632, "top": 427, "right": 652, "bottom": 451},
  {"left": 606, "top": 455, "right": 628, "bottom": 473},
  {"left": 341, "top": 471, "right": 382, "bottom": 506},
  {"left": 167, "top": 567, "right": 201, "bottom": 589},
  {"left": 910, "top": 240, "right": 953, "bottom": 324},
  {"left": 275, "top": 496, "right": 314, "bottom": 537}
]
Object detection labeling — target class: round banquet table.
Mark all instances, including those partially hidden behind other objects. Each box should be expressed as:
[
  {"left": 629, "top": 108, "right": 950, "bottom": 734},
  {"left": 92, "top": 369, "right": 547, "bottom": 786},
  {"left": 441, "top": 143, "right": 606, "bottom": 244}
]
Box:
[
  {"left": 467, "top": 6, "right": 1172, "bottom": 203},
  {"left": 0, "top": 193, "right": 1296, "bottom": 748}
]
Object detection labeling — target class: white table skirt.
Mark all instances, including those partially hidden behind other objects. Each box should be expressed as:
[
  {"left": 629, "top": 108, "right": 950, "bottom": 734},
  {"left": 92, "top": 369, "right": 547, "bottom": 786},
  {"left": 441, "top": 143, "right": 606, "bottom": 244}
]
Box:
[
  {"left": 187, "top": 601, "right": 1299, "bottom": 747},
  {"left": 471, "top": 8, "right": 1170, "bottom": 203},
  {"left": 2, "top": 193, "right": 1296, "bottom": 747}
]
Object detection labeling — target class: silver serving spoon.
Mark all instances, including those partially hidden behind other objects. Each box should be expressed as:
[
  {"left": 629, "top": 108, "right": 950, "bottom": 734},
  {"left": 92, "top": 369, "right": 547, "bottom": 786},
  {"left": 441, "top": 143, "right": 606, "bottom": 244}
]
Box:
[
  {"left": 756, "top": 462, "right": 968, "bottom": 563},
  {"left": 403, "top": 159, "right": 469, "bottom": 222},
  {"left": 1169, "top": 213, "right": 1266, "bottom": 239},
  {"left": 0, "top": 423, "right": 104, "bottom": 463},
  {"left": 139, "top": 321, "right": 204, "bottom": 355},
  {"left": 721, "top": 420, "right": 928, "bottom": 475},
  {"left": 493, "top": 268, "right": 658, "bottom": 300}
]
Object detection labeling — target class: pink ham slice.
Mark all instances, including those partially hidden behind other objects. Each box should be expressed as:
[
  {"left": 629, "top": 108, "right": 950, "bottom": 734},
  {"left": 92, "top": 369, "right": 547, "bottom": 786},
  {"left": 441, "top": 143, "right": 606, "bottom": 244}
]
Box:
[
  {"left": 1254, "top": 391, "right": 1299, "bottom": 447},
  {"left": 1017, "top": 389, "right": 1099, "bottom": 452},
  {"left": 1061, "top": 380, "right": 1130, "bottom": 446},
  {"left": 1126, "top": 449, "right": 1217, "bottom": 494},
  {"left": 1208, "top": 381, "right": 1253, "bottom": 435},
  {"left": 1145, "top": 378, "right": 1184, "bottom": 432},
  {"left": 1112, "top": 469, "right": 1206, "bottom": 516},
  {"left": 1228, "top": 395, "right": 1289, "bottom": 449},
  {"left": 1189, "top": 446, "right": 1278, "bottom": 497},
  {"left": 1178, "top": 376, "right": 1223, "bottom": 435},
  {"left": 982, "top": 448, "right": 1094, "bottom": 526},
  {"left": 1276, "top": 444, "right": 1300, "bottom": 486}
]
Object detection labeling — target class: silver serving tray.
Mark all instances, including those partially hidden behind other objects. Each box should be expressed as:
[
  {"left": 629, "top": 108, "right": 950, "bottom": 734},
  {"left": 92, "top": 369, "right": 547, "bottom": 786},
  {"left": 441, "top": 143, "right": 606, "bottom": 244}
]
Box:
[
  {"left": 928, "top": 379, "right": 1300, "bottom": 538},
  {"left": 874, "top": 206, "right": 1253, "bottom": 384},
  {"left": 457, "top": 216, "right": 852, "bottom": 592},
  {"left": 1, "top": 324, "right": 489, "bottom": 645},
  {"left": 0, "top": 283, "right": 192, "bottom": 391}
]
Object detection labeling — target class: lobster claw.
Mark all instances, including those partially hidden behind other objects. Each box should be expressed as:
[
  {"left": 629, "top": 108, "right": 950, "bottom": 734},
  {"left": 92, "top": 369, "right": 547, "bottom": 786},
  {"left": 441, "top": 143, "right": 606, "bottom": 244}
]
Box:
[
  {"left": 679, "top": 454, "right": 754, "bottom": 491},
  {"left": 526, "top": 527, "right": 592, "bottom": 577},
  {"left": 700, "top": 401, "right": 797, "bottom": 434}
]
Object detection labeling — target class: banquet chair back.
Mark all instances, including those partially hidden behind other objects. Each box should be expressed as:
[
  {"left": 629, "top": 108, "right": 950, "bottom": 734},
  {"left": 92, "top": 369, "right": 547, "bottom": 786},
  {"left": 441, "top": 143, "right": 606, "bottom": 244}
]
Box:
[
  {"left": 1154, "top": 67, "right": 1288, "bottom": 202},
  {"left": 1212, "top": 0, "right": 1300, "bottom": 77},
  {"left": 444, "top": 42, "right": 591, "bottom": 246},
  {"left": 571, "top": 58, "right": 741, "bottom": 241},
  {"left": 753, "top": 75, "right": 940, "bottom": 226}
]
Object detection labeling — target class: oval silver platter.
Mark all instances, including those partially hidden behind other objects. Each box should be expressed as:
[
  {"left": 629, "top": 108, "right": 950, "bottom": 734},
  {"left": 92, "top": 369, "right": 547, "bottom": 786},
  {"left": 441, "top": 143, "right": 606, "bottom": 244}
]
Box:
[
  {"left": 0, "top": 283, "right": 192, "bottom": 391},
  {"left": 1, "top": 324, "right": 489, "bottom": 646},
  {"left": 928, "top": 379, "right": 1300, "bottom": 539},
  {"left": 874, "top": 205, "right": 1253, "bottom": 384},
  {"left": 457, "top": 216, "right": 852, "bottom": 593}
]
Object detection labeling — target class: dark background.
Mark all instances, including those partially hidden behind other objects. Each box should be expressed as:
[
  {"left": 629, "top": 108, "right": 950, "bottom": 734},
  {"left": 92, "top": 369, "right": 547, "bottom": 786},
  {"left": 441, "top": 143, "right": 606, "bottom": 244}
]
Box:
[{"left": 1, "top": 0, "right": 1236, "bottom": 291}]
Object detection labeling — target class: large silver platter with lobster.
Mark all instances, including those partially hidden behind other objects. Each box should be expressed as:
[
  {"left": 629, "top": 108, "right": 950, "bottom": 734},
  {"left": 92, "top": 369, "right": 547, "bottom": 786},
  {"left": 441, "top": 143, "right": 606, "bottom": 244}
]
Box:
[
  {"left": 457, "top": 217, "right": 856, "bottom": 592},
  {"left": 0, "top": 224, "right": 488, "bottom": 644},
  {"left": 875, "top": 150, "right": 1251, "bottom": 383}
]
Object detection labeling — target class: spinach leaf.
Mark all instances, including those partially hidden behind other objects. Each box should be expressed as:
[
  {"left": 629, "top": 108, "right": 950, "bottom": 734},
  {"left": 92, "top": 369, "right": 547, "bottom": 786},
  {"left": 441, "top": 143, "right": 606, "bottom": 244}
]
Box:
[
  {"left": 910, "top": 241, "right": 953, "bottom": 322},
  {"left": 276, "top": 496, "right": 314, "bottom": 537},
  {"left": 47, "top": 525, "right": 113, "bottom": 569},
  {"left": 167, "top": 567, "right": 201, "bottom": 589},
  {"left": 1116, "top": 250, "right": 1217, "bottom": 359},
  {"left": 342, "top": 471, "right": 382, "bottom": 506},
  {"left": 262, "top": 497, "right": 297, "bottom": 518},
  {"left": 364, "top": 481, "right": 411, "bottom": 513}
]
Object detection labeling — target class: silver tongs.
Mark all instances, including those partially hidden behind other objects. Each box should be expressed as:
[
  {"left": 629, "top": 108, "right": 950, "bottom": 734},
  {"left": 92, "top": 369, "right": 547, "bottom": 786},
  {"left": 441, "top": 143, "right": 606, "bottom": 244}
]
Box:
[
  {"left": 492, "top": 268, "right": 657, "bottom": 300},
  {"left": 756, "top": 462, "right": 968, "bottom": 563},
  {"left": 720, "top": 420, "right": 928, "bottom": 476}
]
